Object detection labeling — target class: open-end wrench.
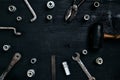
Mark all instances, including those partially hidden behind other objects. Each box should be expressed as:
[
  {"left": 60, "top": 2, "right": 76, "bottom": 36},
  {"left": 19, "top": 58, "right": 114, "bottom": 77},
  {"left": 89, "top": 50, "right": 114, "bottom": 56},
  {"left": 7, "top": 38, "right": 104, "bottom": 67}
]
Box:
[
  {"left": 0, "top": 53, "right": 21, "bottom": 80},
  {"left": 24, "top": 0, "right": 37, "bottom": 22},
  {"left": 72, "top": 52, "right": 95, "bottom": 80}
]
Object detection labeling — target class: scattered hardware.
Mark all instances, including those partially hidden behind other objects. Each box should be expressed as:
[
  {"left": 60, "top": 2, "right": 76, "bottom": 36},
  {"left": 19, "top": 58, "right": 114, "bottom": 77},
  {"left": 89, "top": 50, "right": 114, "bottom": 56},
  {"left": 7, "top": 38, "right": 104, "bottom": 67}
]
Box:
[
  {"left": 0, "top": 27, "right": 21, "bottom": 36},
  {"left": 72, "top": 52, "right": 95, "bottom": 80},
  {"left": 89, "top": 23, "right": 103, "bottom": 49},
  {"left": 47, "top": 1, "right": 55, "bottom": 9},
  {"left": 16, "top": 16, "right": 23, "bottom": 21},
  {"left": 8, "top": 5, "right": 17, "bottom": 12},
  {"left": 65, "top": 0, "right": 85, "bottom": 21},
  {"left": 3, "top": 45, "right": 11, "bottom": 51},
  {"left": 62, "top": 61, "right": 71, "bottom": 76},
  {"left": 27, "top": 69, "right": 35, "bottom": 78},
  {"left": 84, "top": 14, "right": 90, "bottom": 21},
  {"left": 30, "top": 58, "right": 37, "bottom": 64},
  {"left": 51, "top": 55, "right": 56, "bottom": 80},
  {"left": 24, "top": 0, "right": 37, "bottom": 22},
  {"left": 46, "top": 15, "right": 53, "bottom": 21},
  {"left": 96, "top": 57, "right": 103, "bottom": 65},
  {"left": 93, "top": 1, "right": 100, "bottom": 8},
  {"left": 82, "top": 49, "right": 88, "bottom": 55},
  {"left": 0, "top": 53, "right": 21, "bottom": 80}
]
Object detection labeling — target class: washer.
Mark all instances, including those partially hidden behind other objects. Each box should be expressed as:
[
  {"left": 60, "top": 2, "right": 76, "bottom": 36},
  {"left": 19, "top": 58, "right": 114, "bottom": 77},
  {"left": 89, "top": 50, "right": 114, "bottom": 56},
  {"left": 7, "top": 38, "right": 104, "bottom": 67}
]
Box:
[
  {"left": 27, "top": 69, "right": 35, "bottom": 77},
  {"left": 30, "top": 58, "right": 37, "bottom": 64},
  {"left": 46, "top": 15, "right": 53, "bottom": 20},
  {"left": 47, "top": 1, "right": 55, "bottom": 9},
  {"left": 84, "top": 14, "right": 90, "bottom": 21},
  {"left": 8, "top": 5, "right": 17, "bottom": 12},
  {"left": 3, "top": 45, "right": 11, "bottom": 51},
  {"left": 16, "top": 16, "right": 22, "bottom": 21},
  {"left": 82, "top": 49, "right": 88, "bottom": 55},
  {"left": 94, "top": 1, "right": 100, "bottom": 8}
]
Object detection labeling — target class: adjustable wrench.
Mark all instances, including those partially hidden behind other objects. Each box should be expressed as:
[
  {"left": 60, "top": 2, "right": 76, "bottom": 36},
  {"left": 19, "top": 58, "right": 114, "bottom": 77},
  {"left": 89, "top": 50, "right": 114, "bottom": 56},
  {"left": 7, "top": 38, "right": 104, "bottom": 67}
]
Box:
[
  {"left": 72, "top": 52, "right": 95, "bottom": 80},
  {"left": 0, "top": 53, "right": 21, "bottom": 80}
]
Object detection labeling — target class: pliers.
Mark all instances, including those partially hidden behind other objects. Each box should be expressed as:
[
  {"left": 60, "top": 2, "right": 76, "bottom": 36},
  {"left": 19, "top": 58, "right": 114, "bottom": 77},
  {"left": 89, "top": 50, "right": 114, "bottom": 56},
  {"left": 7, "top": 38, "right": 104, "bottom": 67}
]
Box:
[{"left": 65, "top": 0, "right": 85, "bottom": 22}]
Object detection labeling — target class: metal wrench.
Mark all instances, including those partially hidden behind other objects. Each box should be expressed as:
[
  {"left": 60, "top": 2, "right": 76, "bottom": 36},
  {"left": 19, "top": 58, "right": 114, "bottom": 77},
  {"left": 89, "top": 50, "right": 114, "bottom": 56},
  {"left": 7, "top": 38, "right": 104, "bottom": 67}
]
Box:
[
  {"left": 24, "top": 0, "right": 37, "bottom": 22},
  {"left": 0, "top": 53, "right": 21, "bottom": 80},
  {"left": 72, "top": 52, "right": 95, "bottom": 80}
]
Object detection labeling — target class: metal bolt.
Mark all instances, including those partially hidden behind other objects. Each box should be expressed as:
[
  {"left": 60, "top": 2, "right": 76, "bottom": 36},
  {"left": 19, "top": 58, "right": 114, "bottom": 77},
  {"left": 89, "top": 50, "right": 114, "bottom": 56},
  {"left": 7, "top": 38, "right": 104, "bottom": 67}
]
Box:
[
  {"left": 3, "top": 45, "right": 11, "bottom": 51},
  {"left": 8, "top": 5, "right": 17, "bottom": 12},
  {"left": 96, "top": 57, "right": 103, "bottom": 65},
  {"left": 47, "top": 1, "right": 55, "bottom": 9},
  {"left": 27, "top": 69, "right": 35, "bottom": 78},
  {"left": 16, "top": 16, "right": 22, "bottom": 21},
  {"left": 30, "top": 58, "right": 37, "bottom": 64}
]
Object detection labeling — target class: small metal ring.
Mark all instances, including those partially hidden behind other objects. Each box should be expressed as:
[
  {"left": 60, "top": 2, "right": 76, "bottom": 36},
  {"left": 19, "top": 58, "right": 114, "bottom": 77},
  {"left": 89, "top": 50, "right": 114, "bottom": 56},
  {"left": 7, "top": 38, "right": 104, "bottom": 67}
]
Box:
[
  {"left": 30, "top": 58, "right": 37, "bottom": 64},
  {"left": 84, "top": 14, "right": 90, "bottom": 21},
  {"left": 16, "top": 16, "right": 22, "bottom": 21},
  {"left": 8, "top": 5, "right": 17, "bottom": 12},
  {"left": 46, "top": 15, "right": 53, "bottom": 20},
  {"left": 82, "top": 49, "right": 88, "bottom": 55},
  {"left": 3, "top": 45, "right": 11, "bottom": 51},
  {"left": 94, "top": 1, "right": 100, "bottom": 8}
]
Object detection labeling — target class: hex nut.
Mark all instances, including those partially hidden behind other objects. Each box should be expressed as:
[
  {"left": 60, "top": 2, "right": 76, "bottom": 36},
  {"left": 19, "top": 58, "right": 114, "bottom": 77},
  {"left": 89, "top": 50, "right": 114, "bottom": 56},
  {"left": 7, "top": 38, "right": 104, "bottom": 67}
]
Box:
[
  {"left": 8, "top": 5, "right": 17, "bottom": 12},
  {"left": 96, "top": 57, "right": 103, "bottom": 65},
  {"left": 27, "top": 69, "right": 35, "bottom": 77}
]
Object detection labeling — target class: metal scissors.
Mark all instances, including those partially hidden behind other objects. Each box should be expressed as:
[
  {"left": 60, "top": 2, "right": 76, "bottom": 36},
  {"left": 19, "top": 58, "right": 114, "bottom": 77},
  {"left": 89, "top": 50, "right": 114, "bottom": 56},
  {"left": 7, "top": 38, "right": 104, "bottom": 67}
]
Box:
[{"left": 65, "top": 0, "right": 85, "bottom": 22}]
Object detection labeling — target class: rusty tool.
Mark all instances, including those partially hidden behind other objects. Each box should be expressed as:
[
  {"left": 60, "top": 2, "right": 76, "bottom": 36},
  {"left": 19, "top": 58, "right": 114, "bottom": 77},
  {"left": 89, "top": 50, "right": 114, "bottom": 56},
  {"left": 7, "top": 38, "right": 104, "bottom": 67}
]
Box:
[{"left": 0, "top": 53, "right": 21, "bottom": 80}]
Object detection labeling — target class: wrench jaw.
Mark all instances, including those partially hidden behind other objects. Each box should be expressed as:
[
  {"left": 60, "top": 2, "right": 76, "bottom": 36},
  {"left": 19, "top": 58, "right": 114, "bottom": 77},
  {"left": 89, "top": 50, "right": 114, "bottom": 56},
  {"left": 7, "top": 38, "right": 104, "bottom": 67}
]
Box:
[{"left": 72, "top": 52, "right": 80, "bottom": 61}]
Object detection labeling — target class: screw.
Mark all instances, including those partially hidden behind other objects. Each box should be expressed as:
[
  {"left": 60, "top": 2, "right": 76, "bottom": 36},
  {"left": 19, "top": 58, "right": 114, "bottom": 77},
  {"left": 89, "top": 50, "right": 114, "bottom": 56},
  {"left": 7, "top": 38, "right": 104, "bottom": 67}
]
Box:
[{"left": 47, "top": 1, "right": 55, "bottom": 9}]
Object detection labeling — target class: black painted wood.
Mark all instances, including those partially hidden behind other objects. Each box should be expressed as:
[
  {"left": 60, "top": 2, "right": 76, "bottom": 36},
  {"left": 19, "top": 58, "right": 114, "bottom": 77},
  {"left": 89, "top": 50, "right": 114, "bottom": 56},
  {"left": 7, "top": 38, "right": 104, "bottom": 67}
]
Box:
[{"left": 0, "top": 0, "right": 119, "bottom": 80}]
